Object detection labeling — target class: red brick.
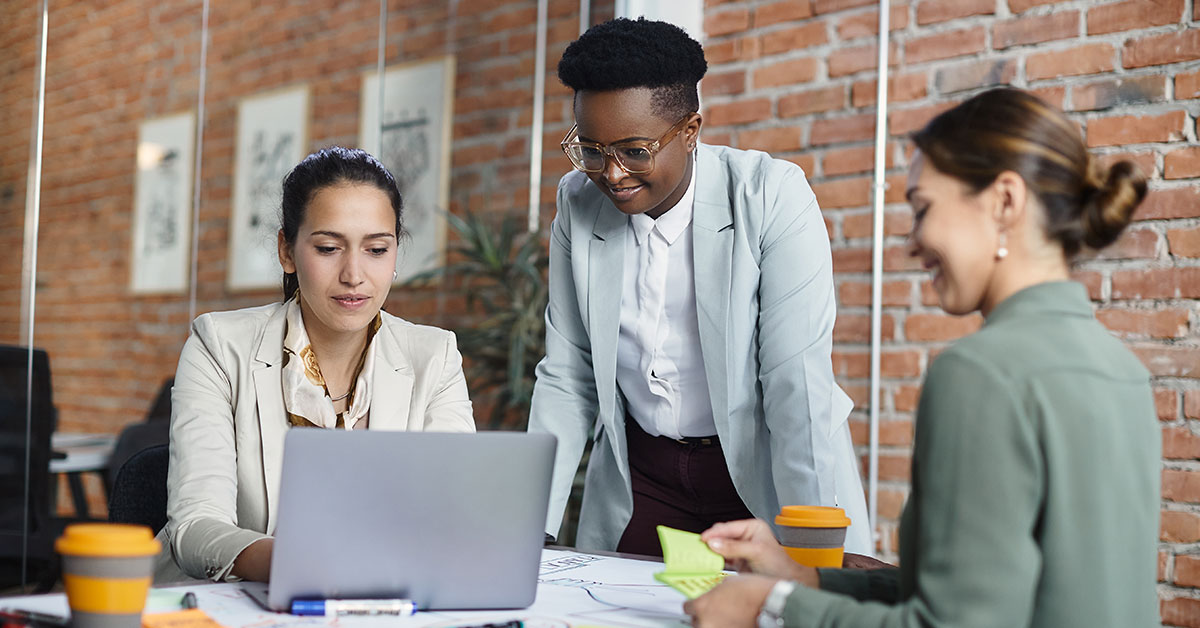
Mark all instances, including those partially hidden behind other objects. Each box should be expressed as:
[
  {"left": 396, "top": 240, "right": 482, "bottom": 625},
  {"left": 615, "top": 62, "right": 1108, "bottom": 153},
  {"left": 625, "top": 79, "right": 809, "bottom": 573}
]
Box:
[
  {"left": 1168, "top": 226, "right": 1200, "bottom": 257},
  {"left": 814, "top": 0, "right": 875, "bottom": 14},
  {"left": 837, "top": 3, "right": 909, "bottom": 40},
  {"left": 888, "top": 101, "right": 957, "bottom": 136},
  {"left": 1136, "top": 346, "right": 1200, "bottom": 378},
  {"left": 905, "top": 27, "right": 987, "bottom": 64},
  {"left": 1086, "top": 110, "right": 1187, "bottom": 147},
  {"left": 1166, "top": 147, "right": 1200, "bottom": 179},
  {"left": 1155, "top": 388, "right": 1178, "bottom": 420},
  {"left": 1162, "top": 510, "right": 1200, "bottom": 542},
  {"left": 935, "top": 58, "right": 1017, "bottom": 94},
  {"left": 893, "top": 385, "right": 921, "bottom": 412},
  {"left": 1029, "top": 85, "right": 1067, "bottom": 109},
  {"left": 811, "top": 113, "right": 876, "bottom": 145},
  {"left": 1138, "top": 187, "right": 1200, "bottom": 220},
  {"left": 705, "top": 99, "right": 772, "bottom": 128},
  {"left": 705, "top": 8, "right": 751, "bottom": 37},
  {"left": 739, "top": 125, "right": 805, "bottom": 153},
  {"left": 1164, "top": 469, "right": 1200, "bottom": 504},
  {"left": 1177, "top": 554, "right": 1200, "bottom": 588},
  {"left": 993, "top": 10, "right": 1079, "bottom": 49},
  {"left": 876, "top": 487, "right": 907, "bottom": 519},
  {"left": 813, "top": 176, "right": 872, "bottom": 209},
  {"left": 833, "top": 247, "right": 874, "bottom": 273},
  {"left": 842, "top": 208, "right": 910, "bottom": 237},
  {"left": 1124, "top": 28, "right": 1200, "bottom": 69},
  {"left": 1088, "top": 0, "right": 1185, "bottom": 35},
  {"left": 1114, "top": 268, "right": 1200, "bottom": 299},
  {"left": 1070, "top": 75, "right": 1169, "bottom": 111},
  {"left": 778, "top": 86, "right": 846, "bottom": 118},
  {"left": 877, "top": 453, "right": 912, "bottom": 481},
  {"left": 1095, "top": 308, "right": 1189, "bottom": 339},
  {"left": 706, "top": 36, "right": 761, "bottom": 64},
  {"left": 1159, "top": 550, "right": 1170, "bottom": 582},
  {"left": 883, "top": 245, "right": 925, "bottom": 272},
  {"left": 1187, "top": 390, "right": 1200, "bottom": 419},
  {"left": 904, "top": 312, "right": 982, "bottom": 342},
  {"left": 1178, "top": 69, "right": 1200, "bottom": 99},
  {"left": 752, "top": 58, "right": 819, "bottom": 89},
  {"left": 916, "top": 0, "right": 994, "bottom": 25},
  {"left": 1026, "top": 43, "right": 1115, "bottom": 80},
  {"left": 1071, "top": 271, "right": 1104, "bottom": 301},
  {"left": 1008, "top": 0, "right": 1069, "bottom": 12},
  {"left": 754, "top": 0, "right": 814, "bottom": 27},
  {"left": 833, "top": 313, "right": 896, "bottom": 342},
  {"left": 839, "top": 280, "right": 912, "bottom": 307},
  {"left": 830, "top": 42, "right": 900, "bottom": 78},
  {"left": 760, "top": 23, "right": 828, "bottom": 56},
  {"left": 1094, "top": 227, "right": 1160, "bottom": 260},
  {"left": 702, "top": 70, "right": 746, "bottom": 97},
  {"left": 852, "top": 73, "right": 928, "bottom": 108},
  {"left": 783, "top": 153, "right": 817, "bottom": 174},
  {"left": 1162, "top": 597, "right": 1200, "bottom": 627}
]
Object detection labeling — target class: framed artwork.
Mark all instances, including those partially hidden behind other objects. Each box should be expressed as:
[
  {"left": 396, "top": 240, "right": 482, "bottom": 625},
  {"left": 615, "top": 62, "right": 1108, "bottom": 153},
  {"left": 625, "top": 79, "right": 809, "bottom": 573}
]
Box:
[
  {"left": 130, "top": 111, "right": 195, "bottom": 294},
  {"left": 359, "top": 55, "right": 455, "bottom": 283},
  {"left": 227, "top": 85, "right": 310, "bottom": 291}
]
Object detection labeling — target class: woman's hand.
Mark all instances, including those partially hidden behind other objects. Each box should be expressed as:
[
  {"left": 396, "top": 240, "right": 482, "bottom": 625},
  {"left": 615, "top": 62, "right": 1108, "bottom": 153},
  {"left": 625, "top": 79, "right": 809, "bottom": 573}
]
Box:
[
  {"left": 231, "top": 538, "right": 274, "bottom": 582},
  {"left": 701, "top": 519, "right": 804, "bottom": 580},
  {"left": 683, "top": 575, "right": 777, "bottom": 628}
]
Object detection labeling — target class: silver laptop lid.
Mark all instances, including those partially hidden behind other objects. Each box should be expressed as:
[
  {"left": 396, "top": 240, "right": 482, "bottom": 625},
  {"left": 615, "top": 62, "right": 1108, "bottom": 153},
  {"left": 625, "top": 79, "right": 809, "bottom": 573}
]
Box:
[{"left": 264, "top": 430, "right": 555, "bottom": 611}]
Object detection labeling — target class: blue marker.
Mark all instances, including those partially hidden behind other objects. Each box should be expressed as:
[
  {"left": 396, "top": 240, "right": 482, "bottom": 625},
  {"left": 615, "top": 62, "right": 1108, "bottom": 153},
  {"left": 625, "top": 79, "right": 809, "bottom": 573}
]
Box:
[{"left": 290, "top": 599, "right": 417, "bottom": 617}]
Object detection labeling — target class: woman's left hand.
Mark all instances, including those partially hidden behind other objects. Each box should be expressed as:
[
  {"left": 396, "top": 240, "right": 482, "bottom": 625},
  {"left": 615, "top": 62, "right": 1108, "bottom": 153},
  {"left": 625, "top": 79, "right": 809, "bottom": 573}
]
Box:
[{"left": 683, "top": 574, "right": 778, "bottom": 628}]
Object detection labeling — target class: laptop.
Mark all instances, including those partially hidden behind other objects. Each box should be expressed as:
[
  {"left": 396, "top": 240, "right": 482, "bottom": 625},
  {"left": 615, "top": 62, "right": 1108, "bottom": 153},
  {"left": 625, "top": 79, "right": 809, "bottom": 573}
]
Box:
[{"left": 244, "top": 429, "right": 556, "bottom": 612}]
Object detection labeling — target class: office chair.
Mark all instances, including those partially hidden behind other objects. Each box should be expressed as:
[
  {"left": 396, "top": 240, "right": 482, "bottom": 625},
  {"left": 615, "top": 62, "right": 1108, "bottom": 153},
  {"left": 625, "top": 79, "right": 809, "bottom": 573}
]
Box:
[
  {"left": 0, "top": 345, "right": 59, "bottom": 591},
  {"left": 108, "top": 444, "right": 169, "bottom": 536}
]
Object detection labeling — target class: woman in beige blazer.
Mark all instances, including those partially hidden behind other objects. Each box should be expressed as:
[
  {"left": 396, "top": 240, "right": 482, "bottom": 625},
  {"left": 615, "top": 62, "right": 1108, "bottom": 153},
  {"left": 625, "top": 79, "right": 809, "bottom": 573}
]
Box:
[{"left": 155, "top": 147, "right": 475, "bottom": 583}]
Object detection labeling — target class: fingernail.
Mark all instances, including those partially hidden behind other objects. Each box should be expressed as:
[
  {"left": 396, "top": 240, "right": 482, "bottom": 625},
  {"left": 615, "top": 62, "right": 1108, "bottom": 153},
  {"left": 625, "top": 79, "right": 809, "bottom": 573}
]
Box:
[{"left": 709, "top": 540, "right": 723, "bottom": 550}]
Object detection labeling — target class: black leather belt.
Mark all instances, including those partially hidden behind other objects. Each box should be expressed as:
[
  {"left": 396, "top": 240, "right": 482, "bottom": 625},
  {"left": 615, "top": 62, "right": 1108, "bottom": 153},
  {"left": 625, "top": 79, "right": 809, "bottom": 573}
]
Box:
[{"left": 672, "top": 435, "right": 718, "bottom": 446}]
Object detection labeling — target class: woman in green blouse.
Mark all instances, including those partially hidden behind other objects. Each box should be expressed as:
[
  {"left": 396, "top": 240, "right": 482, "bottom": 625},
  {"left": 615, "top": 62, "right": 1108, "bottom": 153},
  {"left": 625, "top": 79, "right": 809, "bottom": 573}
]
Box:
[{"left": 685, "top": 88, "right": 1160, "bottom": 627}]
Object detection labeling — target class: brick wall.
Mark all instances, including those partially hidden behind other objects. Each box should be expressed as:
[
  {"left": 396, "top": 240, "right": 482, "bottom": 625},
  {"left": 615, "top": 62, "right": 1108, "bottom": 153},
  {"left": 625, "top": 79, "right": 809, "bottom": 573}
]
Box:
[
  {"left": 700, "top": 0, "right": 1199, "bottom": 620},
  {"left": 0, "top": 0, "right": 612, "bottom": 511}
]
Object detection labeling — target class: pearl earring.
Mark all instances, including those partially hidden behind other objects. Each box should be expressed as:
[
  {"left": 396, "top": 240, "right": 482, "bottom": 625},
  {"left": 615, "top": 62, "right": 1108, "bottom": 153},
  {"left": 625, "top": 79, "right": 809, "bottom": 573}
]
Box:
[{"left": 996, "top": 234, "right": 1008, "bottom": 260}]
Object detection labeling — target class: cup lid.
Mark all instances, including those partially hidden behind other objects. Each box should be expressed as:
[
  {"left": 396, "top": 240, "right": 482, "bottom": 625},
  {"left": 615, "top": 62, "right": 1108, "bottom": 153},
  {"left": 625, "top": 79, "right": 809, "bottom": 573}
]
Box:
[
  {"left": 775, "top": 505, "right": 851, "bottom": 528},
  {"left": 56, "top": 523, "right": 161, "bottom": 557}
]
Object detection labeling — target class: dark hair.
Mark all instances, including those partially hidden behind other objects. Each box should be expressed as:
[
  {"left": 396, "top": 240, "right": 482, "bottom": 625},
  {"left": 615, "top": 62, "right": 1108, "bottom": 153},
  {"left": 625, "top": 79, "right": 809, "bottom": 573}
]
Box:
[
  {"left": 279, "top": 146, "right": 404, "bottom": 300},
  {"left": 557, "top": 17, "right": 707, "bottom": 119},
  {"left": 912, "top": 88, "right": 1147, "bottom": 258}
]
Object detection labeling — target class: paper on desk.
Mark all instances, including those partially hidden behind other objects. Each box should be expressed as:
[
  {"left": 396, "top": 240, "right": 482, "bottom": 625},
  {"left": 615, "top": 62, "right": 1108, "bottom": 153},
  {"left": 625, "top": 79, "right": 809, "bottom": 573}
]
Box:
[
  {"left": 142, "top": 609, "right": 226, "bottom": 628},
  {"left": 652, "top": 526, "right": 727, "bottom": 599}
]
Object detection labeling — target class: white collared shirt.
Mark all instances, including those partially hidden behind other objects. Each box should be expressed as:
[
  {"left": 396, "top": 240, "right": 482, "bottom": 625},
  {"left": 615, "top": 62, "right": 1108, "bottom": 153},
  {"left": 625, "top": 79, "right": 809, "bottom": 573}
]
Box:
[{"left": 615, "top": 166, "right": 716, "bottom": 439}]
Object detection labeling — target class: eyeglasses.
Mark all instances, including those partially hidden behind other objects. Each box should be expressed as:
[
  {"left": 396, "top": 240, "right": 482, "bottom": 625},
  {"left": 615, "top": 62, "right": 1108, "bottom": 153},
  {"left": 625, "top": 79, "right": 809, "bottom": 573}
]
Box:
[{"left": 560, "top": 114, "right": 694, "bottom": 175}]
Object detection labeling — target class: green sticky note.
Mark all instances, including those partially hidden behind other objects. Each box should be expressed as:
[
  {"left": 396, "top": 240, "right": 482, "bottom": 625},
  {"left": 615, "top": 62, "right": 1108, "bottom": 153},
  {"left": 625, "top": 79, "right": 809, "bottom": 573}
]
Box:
[{"left": 653, "top": 525, "right": 727, "bottom": 599}]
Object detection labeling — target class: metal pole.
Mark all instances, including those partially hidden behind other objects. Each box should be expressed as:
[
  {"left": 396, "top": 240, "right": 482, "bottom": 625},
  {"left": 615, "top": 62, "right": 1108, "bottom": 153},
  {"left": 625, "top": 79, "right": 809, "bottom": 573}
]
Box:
[
  {"left": 867, "top": 0, "right": 891, "bottom": 547},
  {"left": 187, "top": 0, "right": 210, "bottom": 325},
  {"left": 21, "top": 0, "right": 50, "bottom": 590},
  {"left": 579, "top": 0, "right": 590, "bottom": 34},
  {"left": 527, "top": 0, "right": 549, "bottom": 233},
  {"left": 376, "top": 0, "right": 387, "bottom": 153}
]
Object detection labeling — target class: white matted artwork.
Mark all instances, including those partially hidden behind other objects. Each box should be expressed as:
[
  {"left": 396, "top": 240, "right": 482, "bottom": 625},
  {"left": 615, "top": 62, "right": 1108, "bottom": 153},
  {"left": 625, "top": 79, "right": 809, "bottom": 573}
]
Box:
[
  {"left": 227, "top": 85, "right": 310, "bottom": 291},
  {"left": 130, "top": 111, "right": 195, "bottom": 294},
  {"left": 359, "top": 55, "right": 454, "bottom": 283}
]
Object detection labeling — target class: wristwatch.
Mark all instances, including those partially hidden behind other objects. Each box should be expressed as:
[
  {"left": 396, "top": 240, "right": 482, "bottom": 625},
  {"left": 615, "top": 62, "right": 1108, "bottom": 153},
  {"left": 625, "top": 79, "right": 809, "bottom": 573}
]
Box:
[{"left": 757, "top": 580, "right": 798, "bottom": 628}]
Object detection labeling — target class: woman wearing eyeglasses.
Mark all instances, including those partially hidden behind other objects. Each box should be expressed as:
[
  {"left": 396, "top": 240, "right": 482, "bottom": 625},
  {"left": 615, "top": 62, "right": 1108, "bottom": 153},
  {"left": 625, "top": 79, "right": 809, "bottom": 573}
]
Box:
[{"left": 527, "top": 17, "right": 872, "bottom": 559}]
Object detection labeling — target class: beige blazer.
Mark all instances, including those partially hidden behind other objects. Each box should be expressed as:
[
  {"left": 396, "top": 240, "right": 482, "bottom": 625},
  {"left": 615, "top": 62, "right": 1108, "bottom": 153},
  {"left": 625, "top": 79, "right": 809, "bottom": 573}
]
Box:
[{"left": 155, "top": 302, "right": 475, "bottom": 582}]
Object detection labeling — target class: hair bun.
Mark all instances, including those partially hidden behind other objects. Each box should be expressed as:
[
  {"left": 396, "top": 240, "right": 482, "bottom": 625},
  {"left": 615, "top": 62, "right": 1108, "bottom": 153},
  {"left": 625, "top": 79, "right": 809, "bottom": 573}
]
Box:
[{"left": 1080, "top": 159, "right": 1148, "bottom": 250}]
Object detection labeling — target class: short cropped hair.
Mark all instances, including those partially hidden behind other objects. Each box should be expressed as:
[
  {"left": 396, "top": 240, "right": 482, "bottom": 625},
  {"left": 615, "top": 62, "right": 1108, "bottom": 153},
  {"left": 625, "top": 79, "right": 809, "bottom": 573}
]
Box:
[{"left": 557, "top": 17, "right": 707, "bottom": 119}]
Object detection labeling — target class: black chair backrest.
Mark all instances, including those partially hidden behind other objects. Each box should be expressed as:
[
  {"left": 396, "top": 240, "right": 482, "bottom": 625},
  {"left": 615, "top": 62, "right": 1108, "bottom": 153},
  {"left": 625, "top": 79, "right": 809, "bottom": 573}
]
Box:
[
  {"left": 0, "top": 345, "right": 55, "bottom": 543},
  {"left": 108, "top": 444, "right": 169, "bottom": 536}
]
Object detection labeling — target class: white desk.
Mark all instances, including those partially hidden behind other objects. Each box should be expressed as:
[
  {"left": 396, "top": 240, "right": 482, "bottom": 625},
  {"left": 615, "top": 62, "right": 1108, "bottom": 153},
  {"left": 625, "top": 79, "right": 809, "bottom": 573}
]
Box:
[
  {"left": 0, "top": 549, "right": 691, "bottom": 627},
  {"left": 49, "top": 433, "right": 116, "bottom": 517}
]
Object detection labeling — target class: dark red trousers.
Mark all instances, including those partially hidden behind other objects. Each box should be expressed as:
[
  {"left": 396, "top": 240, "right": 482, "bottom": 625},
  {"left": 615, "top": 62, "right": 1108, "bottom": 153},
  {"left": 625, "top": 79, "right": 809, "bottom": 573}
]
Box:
[{"left": 615, "top": 418, "right": 754, "bottom": 557}]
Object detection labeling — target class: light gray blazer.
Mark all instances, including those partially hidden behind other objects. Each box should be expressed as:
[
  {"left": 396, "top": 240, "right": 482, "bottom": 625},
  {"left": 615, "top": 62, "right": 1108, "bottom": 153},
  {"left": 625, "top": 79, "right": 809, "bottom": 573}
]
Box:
[
  {"left": 529, "top": 143, "right": 869, "bottom": 553},
  {"left": 155, "top": 302, "right": 475, "bottom": 582}
]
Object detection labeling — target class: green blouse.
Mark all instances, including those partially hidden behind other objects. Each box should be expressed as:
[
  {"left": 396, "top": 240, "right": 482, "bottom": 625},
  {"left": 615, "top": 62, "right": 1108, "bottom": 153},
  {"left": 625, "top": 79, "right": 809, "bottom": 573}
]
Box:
[{"left": 784, "top": 281, "right": 1161, "bottom": 628}]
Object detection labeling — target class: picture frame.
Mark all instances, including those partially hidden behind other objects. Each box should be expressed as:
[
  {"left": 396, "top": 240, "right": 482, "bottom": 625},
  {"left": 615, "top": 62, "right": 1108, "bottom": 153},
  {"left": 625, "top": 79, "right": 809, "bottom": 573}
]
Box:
[
  {"left": 130, "top": 111, "right": 195, "bottom": 294},
  {"left": 358, "top": 55, "right": 455, "bottom": 284},
  {"left": 226, "top": 85, "right": 310, "bottom": 291}
]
